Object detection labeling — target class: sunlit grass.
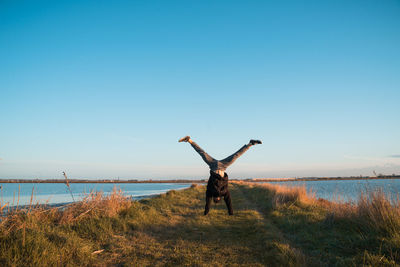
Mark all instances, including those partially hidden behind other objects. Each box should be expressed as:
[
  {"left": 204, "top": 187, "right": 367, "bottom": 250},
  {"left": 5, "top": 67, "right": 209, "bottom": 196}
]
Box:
[
  {"left": 1, "top": 181, "right": 399, "bottom": 266},
  {"left": 236, "top": 181, "right": 400, "bottom": 265}
]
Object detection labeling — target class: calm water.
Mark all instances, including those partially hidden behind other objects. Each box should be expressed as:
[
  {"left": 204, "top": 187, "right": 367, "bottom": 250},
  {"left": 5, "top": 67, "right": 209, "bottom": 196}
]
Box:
[
  {"left": 269, "top": 178, "right": 400, "bottom": 202},
  {"left": 0, "top": 183, "right": 191, "bottom": 207},
  {"left": 2, "top": 179, "right": 399, "bottom": 207}
]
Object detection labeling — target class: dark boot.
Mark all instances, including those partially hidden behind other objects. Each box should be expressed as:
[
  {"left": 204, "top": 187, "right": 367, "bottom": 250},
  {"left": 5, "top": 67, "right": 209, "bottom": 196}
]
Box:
[{"left": 249, "top": 139, "right": 262, "bottom": 145}]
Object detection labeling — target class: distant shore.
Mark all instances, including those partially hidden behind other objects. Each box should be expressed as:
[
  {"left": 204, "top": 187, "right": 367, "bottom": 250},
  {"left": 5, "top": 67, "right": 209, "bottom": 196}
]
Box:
[
  {"left": 250, "top": 175, "right": 400, "bottom": 183},
  {"left": 0, "top": 175, "right": 399, "bottom": 183}
]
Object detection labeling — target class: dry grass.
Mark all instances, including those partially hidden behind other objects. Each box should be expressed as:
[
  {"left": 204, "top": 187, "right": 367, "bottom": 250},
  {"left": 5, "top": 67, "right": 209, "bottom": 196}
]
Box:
[
  {"left": 0, "top": 186, "right": 135, "bottom": 266},
  {"left": 235, "top": 181, "right": 400, "bottom": 233},
  {"left": 301, "top": 186, "right": 400, "bottom": 236},
  {"left": 233, "top": 181, "right": 315, "bottom": 207},
  {"left": 0, "top": 184, "right": 311, "bottom": 266},
  {"left": 59, "top": 187, "right": 132, "bottom": 224},
  {"left": 355, "top": 189, "right": 400, "bottom": 235},
  {"left": 236, "top": 182, "right": 400, "bottom": 265},
  {"left": 1, "top": 181, "right": 400, "bottom": 266},
  {"left": 0, "top": 186, "right": 131, "bottom": 234}
]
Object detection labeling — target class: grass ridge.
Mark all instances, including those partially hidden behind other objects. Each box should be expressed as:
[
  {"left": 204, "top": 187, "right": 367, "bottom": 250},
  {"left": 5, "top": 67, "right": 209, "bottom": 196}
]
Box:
[{"left": 0, "top": 183, "right": 399, "bottom": 266}]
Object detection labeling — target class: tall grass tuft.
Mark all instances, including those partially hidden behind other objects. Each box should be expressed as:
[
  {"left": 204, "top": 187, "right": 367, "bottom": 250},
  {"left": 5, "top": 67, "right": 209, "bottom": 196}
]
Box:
[
  {"left": 234, "top": 181, "right": 315, "bottom": 207},
  {"left": 63, "top": 171, "right": 75, "bottom": 202},
  {"left": 268, "top": 183, "right": 315, "bottom": 207},
  {"left": 59, "top": 186, "right": 132, "bottom": 224},
  {"left": 242, "top": 181, "right": 400, "bottom": 237},
  {"left": 356, "top": 188, "right": 400, "bottom": 235},
  {"left": 0, "top": 186, "right": 131, "bottom": 234}
]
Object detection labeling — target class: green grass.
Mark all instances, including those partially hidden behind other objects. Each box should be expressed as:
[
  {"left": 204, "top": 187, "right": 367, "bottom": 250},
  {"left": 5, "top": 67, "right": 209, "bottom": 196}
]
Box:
[
  {"left": 1, "top": 183, "right": 399, "bottom": 266},
  {"left": 239, "top": 182, "right": 400, "bottom": 266}
]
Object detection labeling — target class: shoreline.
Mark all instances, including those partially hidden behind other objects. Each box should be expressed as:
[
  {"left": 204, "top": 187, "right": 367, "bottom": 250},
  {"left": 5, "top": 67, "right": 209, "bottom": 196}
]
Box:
[
  {"left": 0, "top": 175, "right": 399, "bottom": 183},
  {"left": 249, "top": 175, "right": 400, "bottom": 182},
  {"left": 0, "top": 191, "right": 172, "bottom": 216}
]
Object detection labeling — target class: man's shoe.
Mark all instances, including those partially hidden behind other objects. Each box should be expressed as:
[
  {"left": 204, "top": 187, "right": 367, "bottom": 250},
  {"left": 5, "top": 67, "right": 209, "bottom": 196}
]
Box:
[
  {"left": 179, "top": 136, "right": 191, "bottom": 142},
  {"left": 250, "top": 139, "right": 262, "bottom": 145}
]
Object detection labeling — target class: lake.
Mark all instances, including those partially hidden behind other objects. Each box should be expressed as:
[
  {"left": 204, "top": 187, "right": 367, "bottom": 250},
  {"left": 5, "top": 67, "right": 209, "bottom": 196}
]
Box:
[
  {"left": 0, "top": 183, "right": 191, "bottom": 207},
  {"left": 268, "top": 178, "right": 400, "bottom": 202},
  {"left": 1, "top": 179, "right": 400, "bottom": 207}
]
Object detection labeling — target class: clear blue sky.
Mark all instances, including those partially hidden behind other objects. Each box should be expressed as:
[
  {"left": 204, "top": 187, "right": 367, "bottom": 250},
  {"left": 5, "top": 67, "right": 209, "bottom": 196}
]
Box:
[{"left": 1, "top": 0, "right": 399, "bottom": 179}]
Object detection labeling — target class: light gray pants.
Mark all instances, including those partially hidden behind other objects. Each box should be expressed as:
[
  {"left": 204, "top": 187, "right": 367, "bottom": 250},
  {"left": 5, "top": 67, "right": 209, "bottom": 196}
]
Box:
[{"left": 190, "top": 141, "right": 251, "bottom": 172}]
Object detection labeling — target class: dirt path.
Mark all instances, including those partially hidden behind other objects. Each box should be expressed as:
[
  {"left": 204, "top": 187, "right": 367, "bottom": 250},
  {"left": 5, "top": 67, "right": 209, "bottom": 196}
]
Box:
[
  {"left": 95, "top": 184, "right": 310, "bottom": 266},
  {"left": 232, "top": 184, "right": 309, "bottom": 266}
]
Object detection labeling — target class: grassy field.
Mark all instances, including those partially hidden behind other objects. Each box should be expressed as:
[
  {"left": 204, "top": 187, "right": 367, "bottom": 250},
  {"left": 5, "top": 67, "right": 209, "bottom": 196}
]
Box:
[{"left": 1, "top": 183, "right": 399, "bottom": 266}]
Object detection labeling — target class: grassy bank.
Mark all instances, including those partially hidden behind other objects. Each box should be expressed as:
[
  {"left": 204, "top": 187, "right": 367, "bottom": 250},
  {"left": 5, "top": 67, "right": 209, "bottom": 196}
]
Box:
[
  {"left": 0, "top": 183, "right": 399, "bottom": 266},
  {"left": 237, "top": 182, "right": 400, "bottom": 266}
]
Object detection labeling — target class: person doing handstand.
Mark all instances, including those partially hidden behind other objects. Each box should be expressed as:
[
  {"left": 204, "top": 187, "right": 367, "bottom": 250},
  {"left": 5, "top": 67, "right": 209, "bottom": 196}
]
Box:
[{"left": 179, "top": 136, "right": 262, "bottom": 215}]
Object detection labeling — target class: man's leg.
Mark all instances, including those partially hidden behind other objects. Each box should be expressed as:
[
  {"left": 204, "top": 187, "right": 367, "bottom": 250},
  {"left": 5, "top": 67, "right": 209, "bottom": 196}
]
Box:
[
  {"left": 179, "top": 136, "right": 216, "bottom": 167},
  {"left": 219, "top": 139, "right": 262, "bottom": 169},
  {"left": 219, "top": 144, "right": 251, "bottom": 169},
  {"left": 204, "top": 191, "right": 213, "bottom": 215},
  {"left": 224, "top": 191, "right": 233, "bottom": 215}
]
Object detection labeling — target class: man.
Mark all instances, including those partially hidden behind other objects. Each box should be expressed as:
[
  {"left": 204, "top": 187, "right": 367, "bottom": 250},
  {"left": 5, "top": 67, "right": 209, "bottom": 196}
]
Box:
[{"left": 179, "top": 136, "right": 262, "bottom": 215}]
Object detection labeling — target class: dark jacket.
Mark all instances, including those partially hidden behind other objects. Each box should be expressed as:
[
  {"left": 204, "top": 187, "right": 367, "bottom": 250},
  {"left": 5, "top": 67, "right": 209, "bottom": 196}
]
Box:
[
  {"left": 204, "top": 171, "right": 233, "bottom": 215},
  {"left": 207, "top": 171, "right": 229, "bottom": 197}
]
